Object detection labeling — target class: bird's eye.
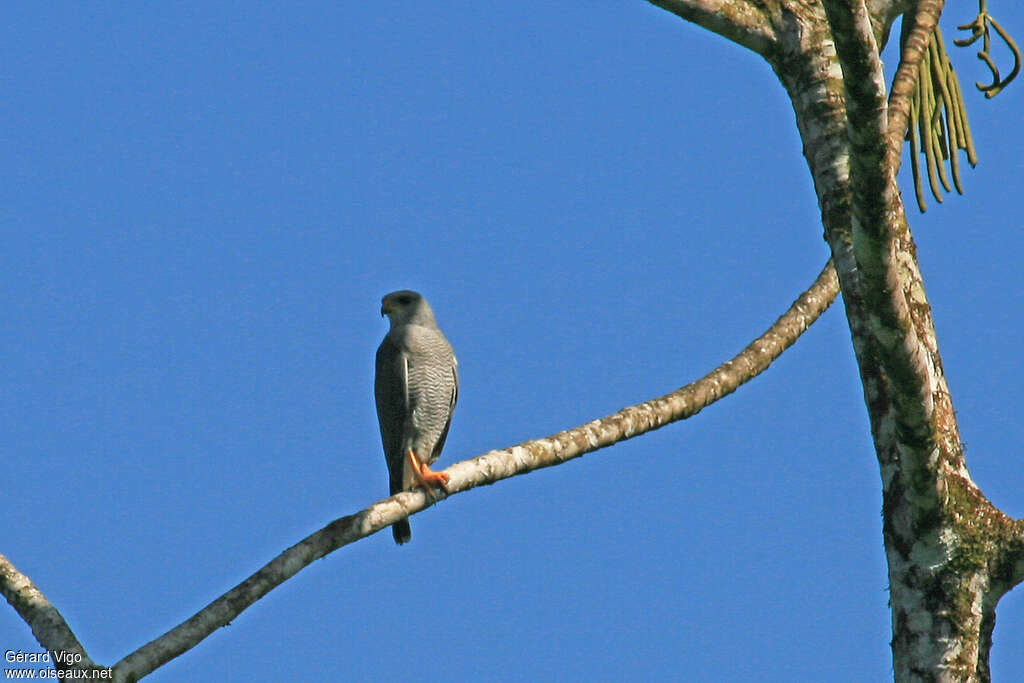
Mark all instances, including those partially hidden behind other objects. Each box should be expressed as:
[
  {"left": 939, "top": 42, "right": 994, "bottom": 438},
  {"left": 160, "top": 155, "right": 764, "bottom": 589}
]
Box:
[{"left": 397, "top": 295, "right": 412, "bottom": 305}]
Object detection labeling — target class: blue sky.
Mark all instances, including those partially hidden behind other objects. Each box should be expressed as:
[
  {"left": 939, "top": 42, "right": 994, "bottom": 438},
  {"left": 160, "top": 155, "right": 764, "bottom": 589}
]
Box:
[{"left": 2, "top": 3, "right": 1022, "bottom": 681}]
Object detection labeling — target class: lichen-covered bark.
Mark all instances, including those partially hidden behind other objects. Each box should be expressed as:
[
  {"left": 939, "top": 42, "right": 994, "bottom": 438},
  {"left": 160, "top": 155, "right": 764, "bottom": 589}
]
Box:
[
  {"left": 818, "top": 2, "right": 1021, "bottom": 679},
  {"left": 646, "top": 0, "right": 778, "bottom": 53},
  {"left": 650, "top": 0, "right": 1024, "bottom": 679},
  {"left": 0, "top": 554, "right": 107, "bottom": 678}
]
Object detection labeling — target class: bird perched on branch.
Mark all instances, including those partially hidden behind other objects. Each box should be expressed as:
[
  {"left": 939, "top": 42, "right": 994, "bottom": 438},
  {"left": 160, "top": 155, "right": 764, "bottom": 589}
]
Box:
[{"left": 374, "top": 290, "right": 458, "bottom": 544}]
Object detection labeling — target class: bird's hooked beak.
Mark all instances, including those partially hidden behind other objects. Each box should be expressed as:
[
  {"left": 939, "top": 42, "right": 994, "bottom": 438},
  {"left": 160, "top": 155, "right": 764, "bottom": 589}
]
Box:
[{"left": 380, "top": 300, "right": 392, "bottom": 317}]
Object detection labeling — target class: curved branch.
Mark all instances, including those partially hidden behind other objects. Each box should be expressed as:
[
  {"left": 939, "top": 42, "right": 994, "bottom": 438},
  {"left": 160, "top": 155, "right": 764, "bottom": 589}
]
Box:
[
  {"left": 111, "top": 258, "right": 839, "bottom": 682},
  {"left": 645, "top": 0, "right": 777, "bottom": 56},
  {"left": 886, "top": 1, "right": 945, "bottom": 165},
  {"left": 0, "top": 554, "right": 98, "bottom": 670}
]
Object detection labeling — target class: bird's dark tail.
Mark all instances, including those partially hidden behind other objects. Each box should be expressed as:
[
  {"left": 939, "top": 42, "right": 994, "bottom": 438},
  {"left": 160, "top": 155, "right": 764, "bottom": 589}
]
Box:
[{"left": 392, "top": 520, "right": 411, "bottom": 545}]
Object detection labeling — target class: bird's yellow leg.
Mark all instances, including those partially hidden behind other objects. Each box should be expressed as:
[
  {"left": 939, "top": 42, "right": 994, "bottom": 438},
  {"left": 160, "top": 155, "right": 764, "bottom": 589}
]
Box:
[{"left": 406, "top": 450, "right": 450, "bottom": 490}]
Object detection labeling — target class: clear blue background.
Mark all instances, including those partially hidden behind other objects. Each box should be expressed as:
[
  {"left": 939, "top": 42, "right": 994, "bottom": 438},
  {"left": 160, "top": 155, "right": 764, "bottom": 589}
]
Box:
[{"left": 3, "top": 3, "right": 1022, "bottom": 681}]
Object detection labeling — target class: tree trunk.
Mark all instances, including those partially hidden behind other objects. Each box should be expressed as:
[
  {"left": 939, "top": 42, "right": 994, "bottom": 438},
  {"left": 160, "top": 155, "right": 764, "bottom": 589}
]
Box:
[{"left": 649, "top": 0, "right": 1024, "bottom": 679}]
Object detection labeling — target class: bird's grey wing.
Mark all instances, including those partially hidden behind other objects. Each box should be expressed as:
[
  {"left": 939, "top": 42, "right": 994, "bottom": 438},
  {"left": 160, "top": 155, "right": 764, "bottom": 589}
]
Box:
[
  {"left": 375, "top": 336, "right": 409, "bottom": 496},
  {"left": 429, "top": 360, "right": 458, "bottom": 463}
]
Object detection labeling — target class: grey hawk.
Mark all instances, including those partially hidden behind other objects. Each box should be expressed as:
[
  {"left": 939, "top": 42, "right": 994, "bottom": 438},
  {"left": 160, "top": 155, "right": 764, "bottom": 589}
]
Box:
[{"left": 375, "top": 290, "right": 458, "bottom": 544}]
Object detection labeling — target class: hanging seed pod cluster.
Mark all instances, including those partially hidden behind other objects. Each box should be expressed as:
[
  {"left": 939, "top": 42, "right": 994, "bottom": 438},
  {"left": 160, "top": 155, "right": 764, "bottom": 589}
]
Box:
[{"left": 901, "top": 0, "right": 1019, "bottom": 212}]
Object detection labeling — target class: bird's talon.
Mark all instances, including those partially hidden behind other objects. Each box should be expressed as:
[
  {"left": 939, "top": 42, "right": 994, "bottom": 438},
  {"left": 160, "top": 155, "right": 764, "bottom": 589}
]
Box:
[{"left": 419, "top": 469, "right": 449, "bottom": 490}]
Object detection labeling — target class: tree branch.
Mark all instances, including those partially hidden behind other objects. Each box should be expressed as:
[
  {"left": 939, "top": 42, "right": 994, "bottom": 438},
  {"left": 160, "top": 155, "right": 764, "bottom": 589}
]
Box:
[
  {"left": 1004, "top": 519, "right": 1024, "bottom": 590},
  {"left": 645, "top": 0, "right": 777, "bottom": 56},
  {"left": 866, "top": 0, "right": 917, "bottom": 47},
  {"left": 814, "top": 3, "right": 1024, "bottom": 677},
  {"left": 822, "top": 0, "right": 940, "bottom": 462},
  {"left": 886, "top": 1, "right": 945, "bottom": 165},
  {"left": 110, "top": 258, "right": 839, "bottom": 681},
  {"left": 0, "top": 553, "right": 98, "bottom": 670}
]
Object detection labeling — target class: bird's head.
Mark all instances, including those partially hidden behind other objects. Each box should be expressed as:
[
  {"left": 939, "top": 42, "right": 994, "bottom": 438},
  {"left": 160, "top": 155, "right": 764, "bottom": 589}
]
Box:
[{"left": 380, "top": 290, "right": 437, "bottom": 328}]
